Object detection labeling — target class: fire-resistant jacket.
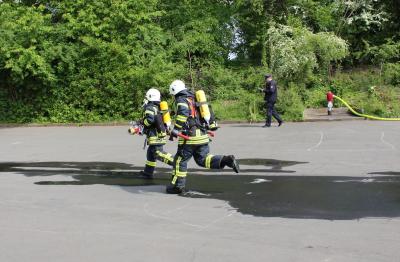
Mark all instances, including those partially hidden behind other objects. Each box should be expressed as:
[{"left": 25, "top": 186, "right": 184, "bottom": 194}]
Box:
[
  {"left": 142, "top": 101, "right": 167, "bottom": 145},
  {"left": 173, "top": 90, "right": 209, "bottom": 145}
]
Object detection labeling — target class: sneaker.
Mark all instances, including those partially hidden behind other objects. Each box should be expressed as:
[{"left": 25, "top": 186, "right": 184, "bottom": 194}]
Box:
[
  {"left": 262, "top": 124, "right": 271, "bottom": 128},
  {"left": 278, "top": 121, "right": 283, "bottom": 127},
  {"left": 138, "top": 171, "right": 154, "bottom": 179}
]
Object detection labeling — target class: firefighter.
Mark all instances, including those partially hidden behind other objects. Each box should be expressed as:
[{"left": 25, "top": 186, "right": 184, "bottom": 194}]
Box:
[
  {"left": 167, "top": 80, "right": 240, "bottom": 194},
  {"left": 139, "top": 88, "right": 174, "bottom": 179}
]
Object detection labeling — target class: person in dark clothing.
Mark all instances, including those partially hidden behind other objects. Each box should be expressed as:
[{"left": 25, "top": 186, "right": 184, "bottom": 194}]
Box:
[
  {"left": 137, "top": 88, "right": 174, "bottom": 179},
  {"left": 166, "top": 80, "right": 240, "bottom": 194},
  {"left": 263, "top": 74, "right": 283, "bottom": 127}
]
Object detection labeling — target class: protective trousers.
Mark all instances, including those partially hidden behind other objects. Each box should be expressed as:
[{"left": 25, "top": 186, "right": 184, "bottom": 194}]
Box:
[
  {"left": 143, "top": 145, "right": 174, "bottom": 175},
  {"left": 169, "top": 144, "right": 223, "bottom": 193},
  {"left": 266, "top": 101, "right": 282, "bottom": 126}
]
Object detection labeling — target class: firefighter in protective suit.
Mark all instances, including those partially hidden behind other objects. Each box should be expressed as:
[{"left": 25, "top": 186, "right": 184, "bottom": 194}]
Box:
[
  {"left": 139, "top": 88, "right": 174, "bottom": 179},
  {"left": 166, "top": 80, "right": 240, "bottom": 194}
]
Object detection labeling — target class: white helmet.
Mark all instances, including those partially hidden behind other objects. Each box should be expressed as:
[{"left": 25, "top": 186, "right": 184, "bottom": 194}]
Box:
[
  {"left": 145, "top": 88, "right": 161, "bottom": 102},
  {"left": 169, "top": 80, "right": 186, "bottom": 95}
]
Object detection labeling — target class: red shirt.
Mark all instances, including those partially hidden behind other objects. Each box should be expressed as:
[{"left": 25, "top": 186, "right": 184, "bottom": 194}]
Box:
[{"left": 327, "top": 91, "right": 334, "bottom": 102}]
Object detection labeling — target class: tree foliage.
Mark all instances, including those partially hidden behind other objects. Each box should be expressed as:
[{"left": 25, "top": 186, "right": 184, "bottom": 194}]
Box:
[{"left": 0, "top": 0, "right": 399, "bottom": 123}]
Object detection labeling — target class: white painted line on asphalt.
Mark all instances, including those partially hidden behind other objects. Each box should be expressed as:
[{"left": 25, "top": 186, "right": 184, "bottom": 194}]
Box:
[
  {"left": 250, "top": 178, "right": 271, "bottom": 184},
  {"left": 380, "top": 132, "right": 396, "bottom": 150},
  {"left": 334, "top": 179, "right": 396, "bottom": 183},
  {"left": 194, "top": 211, "right": 235, "bottom": 232},
  {"left": 334, "top": 179, "right": 375, "bottom": 183},
  {"left": 143, "top": 202, "right": 236, "bottom": 233},
  {"left": 143, "top": 203, "right": 204, "bottom": 229},
  {"left": 307, "top": 131, "right": 324, "bottom": 151},
  {"left": 162, "top": 203, "right": 192, "bottom": 215}
]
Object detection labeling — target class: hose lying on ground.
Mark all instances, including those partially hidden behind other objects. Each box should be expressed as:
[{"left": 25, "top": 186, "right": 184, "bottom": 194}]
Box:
[{"left": 333, "top": 95, "right": 400, "bottom": 121}]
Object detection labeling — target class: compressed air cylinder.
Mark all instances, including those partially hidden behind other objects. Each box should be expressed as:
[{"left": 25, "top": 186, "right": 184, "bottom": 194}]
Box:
[
  {"left": 195, "top": 90, "right": 211, "bottom": 124},
  {"left": 160, "top": 101, "right": 171, "bottom": 128}
]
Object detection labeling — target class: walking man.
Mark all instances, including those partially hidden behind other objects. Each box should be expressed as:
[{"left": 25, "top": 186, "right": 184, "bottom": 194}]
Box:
[{"left": 263, "top": 73, "right": 283, "bottom": 127}]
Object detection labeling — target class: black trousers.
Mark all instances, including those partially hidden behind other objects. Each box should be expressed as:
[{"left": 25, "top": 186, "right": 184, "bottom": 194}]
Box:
[
  {"left": 170, "top": 143, "right": 223, "bottom": 190},
  {"left": 265, "top": 101, "right": 282, "bottom": 125},
  {"left": 143, "top": 145, "right": 174, "bottom": 175}
]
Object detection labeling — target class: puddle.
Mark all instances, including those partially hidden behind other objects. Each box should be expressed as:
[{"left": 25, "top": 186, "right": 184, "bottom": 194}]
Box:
[{"left": 1, "top": 161, "right": 400, "bottom": 220}]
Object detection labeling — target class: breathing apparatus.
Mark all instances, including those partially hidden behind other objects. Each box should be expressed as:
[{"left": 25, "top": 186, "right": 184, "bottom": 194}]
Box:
[
  {"left": 195, "top": 90, "right": 211, "bottom": 126},
  {"left": 160, "top": 101, "right": 172, "bottom": 129}
]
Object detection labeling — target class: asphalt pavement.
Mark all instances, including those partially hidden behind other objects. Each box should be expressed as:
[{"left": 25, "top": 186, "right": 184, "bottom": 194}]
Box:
[{"left": 1, "top": 121, "right": 400, "bottom": 262}]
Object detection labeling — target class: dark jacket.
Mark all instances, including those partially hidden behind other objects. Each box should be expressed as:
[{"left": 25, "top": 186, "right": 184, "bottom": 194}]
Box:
[
  {"left": 264, "top": 80, "right": 278, "bottom": 103},
  {"left": 173, "top": 89, "right": 209, "bottom": 145},
  {"left": 142, "top": 101, "right": 166, "bottom": 145}
]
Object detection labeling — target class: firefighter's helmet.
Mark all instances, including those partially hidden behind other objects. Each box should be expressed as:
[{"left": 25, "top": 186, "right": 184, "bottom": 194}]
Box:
[
  {"left": 169, "top": 80, "right": 186, "bottom": 95},
  {"left": 145, "top": 88, "right": 161, "bottom": 102}
]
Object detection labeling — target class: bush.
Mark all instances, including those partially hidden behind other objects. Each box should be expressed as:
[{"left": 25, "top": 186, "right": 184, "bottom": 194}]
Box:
[
  {"left": 303, "top": 86, "right": 330, "bottom": 108},
  {"left": 276, "top": 84, "right": 305, "bottom": 121},
  {"left": 212, "top": 88, "right": 264, "bottom": 122},
  {"left": 340, "top": 86, "right": 400, "bottom": 118},
  {"left": 383, "top": 63, "right": 400, "bottom": 86}
]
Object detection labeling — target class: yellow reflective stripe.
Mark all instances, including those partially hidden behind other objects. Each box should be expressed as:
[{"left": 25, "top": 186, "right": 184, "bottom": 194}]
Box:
[
  {"left": 148, "top": 137, "right": 160, "bottom": 141},
  {"left": 177, "top": 103, "right": 189, "bottom": 108},
  {"left": 205, "top": 154, "right": 213, "bottom": 169},
  {"left": 176, "top": 156, "right": 183, "bottom": 176},
  {"left": 175, "top": 123, "right": 183, "bottom": 128},
  {"left": 172, "top": 156, "right": 186, "bottom": 185},
  {"left": 148, "top": 141, "right": 166, "bottom": 145},
  {"left": 156, "top": 150, "right": 163, "bottom": 158},
  {"left": 147, "top": 137, "right": 166, "bottom": 145},
  {"left": 144, "top": 119, "right": 150, "bottom": 126},
  {"left": 158, "top": 131, "right": 166, "bottom": 137},
  {"left": 196, "top": 129, "right": 201, "bottom": 136},
  {"left": 156, "top": 151, "right": 173, "bottom": 164},
  {"left": 172, "top": 172, "right": 178, "bottom": 185},
  {"left": 165, "top": 153, "right": 173, "bottom": 163},
  {"left": 176, "top": 115, "right": 187, "bottom": 122},
  {"left": 175, "top": 171, "right": 187, "bottom": 177},
  {"left": 145, "top": 110, "right": 155, "bottom": 115},
  {"left": 184, "top": 134, "right": 209, "bottom": 140},
  {"left": 178, "top": 137, "right": 209, "bottom": 145},
  {"left": 148, "top": 137, "right": 166, "bottom": 141},
  {"left": 145, "top": 161, "right": 156, "bottom": 167}
]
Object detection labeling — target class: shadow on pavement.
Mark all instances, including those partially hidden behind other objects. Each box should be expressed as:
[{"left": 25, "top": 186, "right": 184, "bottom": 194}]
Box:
[{"left": 1, "top": 161, "right": 400, "bottom": 220}]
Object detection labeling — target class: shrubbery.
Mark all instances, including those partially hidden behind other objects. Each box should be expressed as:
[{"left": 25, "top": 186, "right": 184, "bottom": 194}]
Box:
[{"left": 0, "top": 1, "right": 399, "bottom": 123}]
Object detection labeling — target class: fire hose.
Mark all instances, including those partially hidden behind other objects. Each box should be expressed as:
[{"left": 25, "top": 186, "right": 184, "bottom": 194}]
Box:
[{"left": 333, "top": 95, "right": 400, "bottom": 121}]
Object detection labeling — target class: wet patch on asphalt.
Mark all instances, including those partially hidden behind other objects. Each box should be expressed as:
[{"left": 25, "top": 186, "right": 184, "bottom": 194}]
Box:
[{"left": 1, "top": 161, "right": 400, "bottom": 220}]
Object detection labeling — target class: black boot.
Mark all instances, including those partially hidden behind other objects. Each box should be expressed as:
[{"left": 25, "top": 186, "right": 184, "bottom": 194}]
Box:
[
  {"left": 166, "top": 184, "right": 184, "bottom": 194},
  {"left": 138, "top": 171, "right": 154, "bottom": 179},
  {"left": 221, "top": 155, "right": 240, "bottom": 173},
  {"left": 166, "top": 177, "right": 186, "bottom": 194},
  {"left": 262, "top": 120, "right": 271, "bottom": 128}
]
